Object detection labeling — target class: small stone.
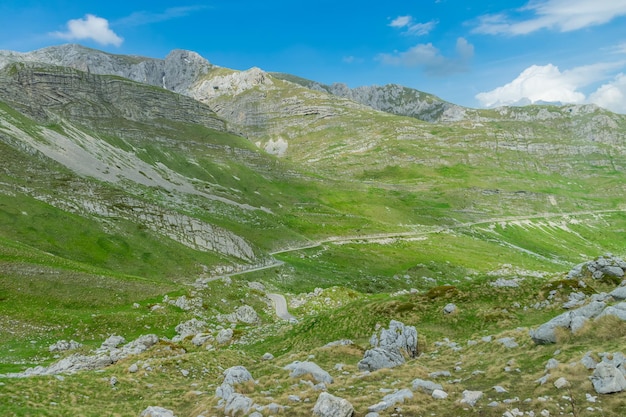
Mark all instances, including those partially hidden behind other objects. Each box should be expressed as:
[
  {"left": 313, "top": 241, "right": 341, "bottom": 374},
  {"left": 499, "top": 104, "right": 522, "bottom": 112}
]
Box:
[
  {"left": 432, "top": 389, "right": 448, "bottom": 399},
  {"left": 554, "top": 377, "right": 569, "bottom": 389}
]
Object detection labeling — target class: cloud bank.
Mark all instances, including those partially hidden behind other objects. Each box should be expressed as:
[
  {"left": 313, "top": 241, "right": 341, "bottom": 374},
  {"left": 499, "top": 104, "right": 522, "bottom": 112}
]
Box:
[
  {"left": 474, "top": 0, "right": 626, "bottom": 35},
  {"left": 51, "top": 14, "right": 123, "bottom": 46},
  {"left": 476, "top": 62, "right": 626, "bottom": 113}
]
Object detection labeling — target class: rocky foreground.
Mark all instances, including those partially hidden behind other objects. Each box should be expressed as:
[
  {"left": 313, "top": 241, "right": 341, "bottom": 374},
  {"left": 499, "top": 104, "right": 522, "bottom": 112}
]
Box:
[{"left": 3, "top": 255, "right": 626, "bottom": 416}]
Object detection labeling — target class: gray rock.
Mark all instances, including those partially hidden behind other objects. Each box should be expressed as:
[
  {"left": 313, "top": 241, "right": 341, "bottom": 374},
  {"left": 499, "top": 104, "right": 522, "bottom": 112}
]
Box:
[
  {"left": 284, "top": 361, "right": 333, "bottom": 384},
  {"left": 590, "top": 362, "right": 626, "bottom": 394},
  {"left": 235, "top": 305, "right": 260, "bottom": 324},
  {"left": 412, "top": 378, "right": 443, "bottom": 394},
  {"left": 596, "top": 302, "right": 626, "bottom": 321},
  {"left": 570, "top": 316, "right": 588, "bottom": 333},
  {"left": 223, "top": 366, "right": 254, "bottom": 386},
  {"left": 140, "top": 406, "right": 176, "bottom": 417},
  {"left": 610, "top": 286, "right": 626, "bottom": 300},
  {"left": 581, "top": 352, "right": 598, "bottom": 369},
  {"left": 48, "top": 340, "right": 82, "bottom": 352},
  {"left": 545, "top": 358, "right": 560, "bottom": 370},
  {"left": 262, "top": 352, "right": 274, "bottom": 361},
  {"left": 490, "top": 278, "right": 520, "bottom": 288},
  {"left": 101, "top": 335, "right": 126, "bottom": 349},
  {"left": 312, "top": 392, "right": 354, "bottom": 417},
  {"left": 369, "top": 320, "right": 418, "bottom": 358},
  {"left": 429, "top": 370, "right": 452, "bottom": 378},
  {"left": 173, "top": 318, "right": 207, "bottom": 341},
  {"left": 432, "top": 389, "right": 448, "bottom": 399},
  {"left": 224, "top": 393, "right": 253, "bottom": 416},
  {"left": 128, "top": 363, "right": 139, "bottom": 373},
  {"left": 216, "top": 328, "right": 233, "bottom": 345},
  {"left": 443, "top": 303, "right": 458, "bottom": 314},
  {"left": 368, "top": 388, "right": 413, "bottom": 411},
  {"left": 554, "top": 377, "right": 569, "bottom": 389},
  {"left": 530, "top": 301, "right": 606, "bottom": 344},
  {"left": 357, "top": 347, "right": 405, "bottom": 372},
  {"left": 497, "top": 337, "right": 519, "bottom": 348},
  {"left": 323, "top": 339, "right": 354, "bottom": 348},
  {"left": 191, "top": 333, "right": 213, "bottom": 346},
  {"left": 460, "top": 390, "right": 483, "bottom": 407},
  {"left": 248, "top": 281, "right": 265, "bottom": 292}
]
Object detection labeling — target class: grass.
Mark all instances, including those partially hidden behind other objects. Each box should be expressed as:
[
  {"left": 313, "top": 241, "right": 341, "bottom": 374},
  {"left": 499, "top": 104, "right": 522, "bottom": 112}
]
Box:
[{"left": 1, "top": 62, "right": 626, "bottom": 416}]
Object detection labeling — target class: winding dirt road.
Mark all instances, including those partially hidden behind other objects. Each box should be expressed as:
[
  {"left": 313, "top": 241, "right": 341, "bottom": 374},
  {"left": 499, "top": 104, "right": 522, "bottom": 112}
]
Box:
[{"left": 266, "top": 293, "right": 297, "bottom": 321}]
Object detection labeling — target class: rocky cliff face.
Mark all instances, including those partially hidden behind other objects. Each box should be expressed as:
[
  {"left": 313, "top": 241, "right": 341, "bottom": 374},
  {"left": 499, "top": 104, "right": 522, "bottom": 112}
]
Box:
[
  {"left": 0, "top": 44, "right": 211, "bottom": 95},
  {"left": 0, "top": 62, "right": 225, "bottom": 131}
]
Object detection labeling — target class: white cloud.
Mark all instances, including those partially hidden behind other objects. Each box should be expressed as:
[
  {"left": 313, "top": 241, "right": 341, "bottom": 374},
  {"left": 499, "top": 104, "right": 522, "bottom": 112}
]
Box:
[
  {"left": 51, "top": 14, "right": 123, "bottom": 46},
  {"left": 390, "top": 15, "right": 412, "bottom": 28},
  {"left": 389, "top": 15, "right": 437, "bottom": 36},
  {"left": 377, "top": 37, "right": 473, "bottom": 76},
  {"left": 589, "top": 73, "right": 626, "bottom": 113},
  {"left": 476, "top": 62, "right": 625, "bottom": 110},
  {"left": 474, "top": 0, "right": 626, "bottom": 35}
]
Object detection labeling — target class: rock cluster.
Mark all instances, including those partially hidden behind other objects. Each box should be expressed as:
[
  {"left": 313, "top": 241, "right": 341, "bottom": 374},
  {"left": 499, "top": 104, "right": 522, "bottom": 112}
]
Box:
[
  {"left": 3, "top": 334, "right": 158, "bottom": 377},
  {"left": 530, "top": 274, "right": 626, "bottom": 344},
  {"left": 215, "top": 366, "right": 256, "bottom": 416},
  {"left": 568, "top": 254, "right": 626, "bottom": 280},
  {"left": 358, "top": 320, "right": 418, "bottom": 372}
]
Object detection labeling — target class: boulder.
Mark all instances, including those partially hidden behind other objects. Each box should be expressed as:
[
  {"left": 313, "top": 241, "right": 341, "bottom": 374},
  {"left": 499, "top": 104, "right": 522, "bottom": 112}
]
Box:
[
  {"left": 224, "top": 393, "right": 254, "bottom": 416},
  {"left": 312, "top": 392, "right": 354, "bottom": 417},
  {"left": 191, "top": 333, "right": 213, "bottom": 346},
  {"left": 101, "top": 335, "right": 126, "bottom": 350},
  {"left": 460, "top": 390, "right": 483, "bottom": 407},
  {"left": 140, "top": 406, "right": 176, "bottom": 417},
  {"left": 223, "top": 366, "right": 254, "bottom": 385},
  {"left": 216, "top": 328, "right": 233, "bottom": 344},
  {"left": 432, "top": 389, "right": 448, "bottom": 399},
  {"left": 367, "top": 388, "right": 413, "bottom": 412},
  {"left": 235, "top": 305, "right": 260, "bottom": 324},
  {"left": 49, "top": 340, "right": 82, "bottom": 352},
  {"left": 590, "top": 362, "right": 626, "bottom": 394},
  {"left": 357, "top": 347, "right": 405, "bottom": 372},
  {"left": 411, "top": 378, "right": 443, "bottom": 394},
  {"left": 284, "top": 361, "right": 333, "bottom": 384},
  {"left": 370, "top": 320, "right": 418, "bottom": 358},
  {"left": 443, "top": 303, "right": 458, "bottom": 314},
  {"left": 596, "top": 302, "right": 626, "bottom": 321},
  {"left": 610, "top": 286, "right": 626, "bottom": 301},
  {"left": 173, "top": 318, "right": 206, "bottom": 342},
  {"left": 530, "top": 301, "right": 606, "bottom": 344}
]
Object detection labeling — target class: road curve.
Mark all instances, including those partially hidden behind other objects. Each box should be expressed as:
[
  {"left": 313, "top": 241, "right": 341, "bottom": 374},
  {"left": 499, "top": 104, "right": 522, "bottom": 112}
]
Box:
[{"left": 267, "top": 293, "right": 296, "bottom": 321}]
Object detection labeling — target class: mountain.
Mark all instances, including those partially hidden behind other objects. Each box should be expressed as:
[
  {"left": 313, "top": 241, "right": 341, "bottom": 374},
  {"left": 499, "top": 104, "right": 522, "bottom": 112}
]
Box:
[
  {"left": 272, "top": 72, "right": 468, "bottom": 122},
  {"left": 0, "top": 45, "right": 625, "bottom": 417}
]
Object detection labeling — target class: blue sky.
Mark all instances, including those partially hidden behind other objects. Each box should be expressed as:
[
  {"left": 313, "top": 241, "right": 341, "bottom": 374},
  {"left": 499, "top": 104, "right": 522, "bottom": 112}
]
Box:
[{"left": 1, "top": 0, "right": 626, "bottom": 113}]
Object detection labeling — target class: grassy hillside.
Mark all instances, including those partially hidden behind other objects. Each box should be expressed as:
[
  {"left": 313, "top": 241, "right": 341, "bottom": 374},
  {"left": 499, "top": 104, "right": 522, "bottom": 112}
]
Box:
[{"left": 0, "top": 58, "right": 625, "bottom": 416}]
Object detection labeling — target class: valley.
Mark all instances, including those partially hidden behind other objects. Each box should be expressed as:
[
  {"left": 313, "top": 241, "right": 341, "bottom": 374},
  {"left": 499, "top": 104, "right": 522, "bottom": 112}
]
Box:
[{"left": 0, "top": 44, "right": 625, "bottom": 416}]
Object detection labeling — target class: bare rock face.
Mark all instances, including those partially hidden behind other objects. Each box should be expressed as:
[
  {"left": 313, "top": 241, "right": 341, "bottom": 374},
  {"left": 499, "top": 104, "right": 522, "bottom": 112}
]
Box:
[{"left": 0, "top": 44, "right": 212, "bottom": 95}]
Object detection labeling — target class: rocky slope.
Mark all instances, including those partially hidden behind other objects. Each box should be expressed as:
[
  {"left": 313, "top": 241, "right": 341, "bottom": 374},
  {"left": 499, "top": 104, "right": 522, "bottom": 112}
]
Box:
[{"left": 272, "top": 73, "right": 468, "bottom": 122}]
